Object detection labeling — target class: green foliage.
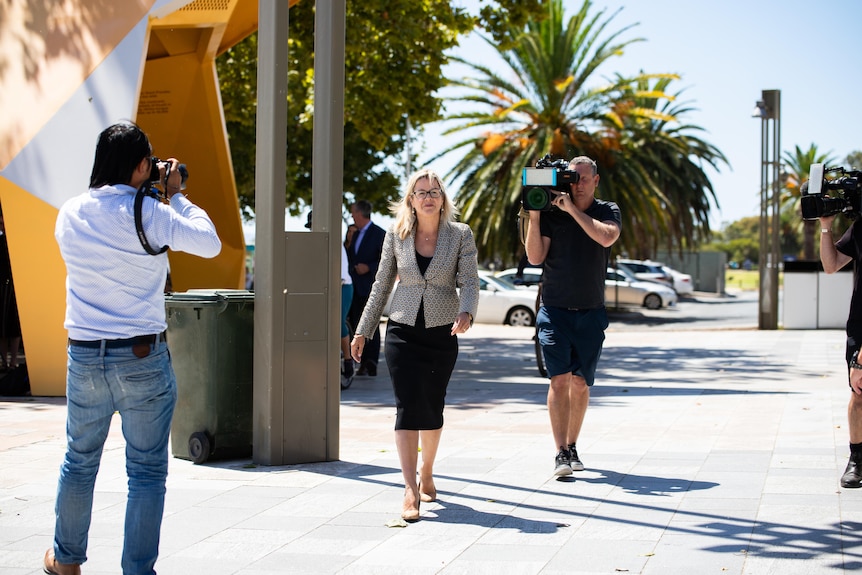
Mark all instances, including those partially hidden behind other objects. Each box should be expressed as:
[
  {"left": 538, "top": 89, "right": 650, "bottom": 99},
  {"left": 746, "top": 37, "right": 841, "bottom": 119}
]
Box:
[
  {"left": 704, "top": 216, "right": 760, "bottom": 266},
  {"left": 845, "top": 150, "right": 862, "bottom": 170},
  {"left": 216, "top": 0, "right": 545, "bottom": 219},
  {"left": 436, "top": 0, "right": 727, "bottom": 265}
]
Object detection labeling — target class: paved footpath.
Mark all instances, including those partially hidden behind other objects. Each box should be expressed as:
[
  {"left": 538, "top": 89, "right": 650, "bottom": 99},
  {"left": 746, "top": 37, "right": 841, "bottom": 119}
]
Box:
[{"left": 1, "top": 323, "right": 860, "bottom": 574}]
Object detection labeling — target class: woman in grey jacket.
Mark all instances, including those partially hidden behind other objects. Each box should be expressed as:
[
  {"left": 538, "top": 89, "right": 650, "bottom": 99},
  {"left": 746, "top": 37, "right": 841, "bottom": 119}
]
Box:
[{"left": 351, "top": 168, "right": 479, "bottom": 522}]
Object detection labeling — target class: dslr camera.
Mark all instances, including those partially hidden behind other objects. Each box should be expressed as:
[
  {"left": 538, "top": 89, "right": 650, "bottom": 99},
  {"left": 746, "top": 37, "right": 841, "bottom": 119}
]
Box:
[
  {"left": 521, "top": 154, "right": 580, "bottom": 211},
  {"left": 801, "top": 163, "right": 862, "bottom": 220},
  {"left": 148, "top": 156, "right": 189, "bottom": 192}
]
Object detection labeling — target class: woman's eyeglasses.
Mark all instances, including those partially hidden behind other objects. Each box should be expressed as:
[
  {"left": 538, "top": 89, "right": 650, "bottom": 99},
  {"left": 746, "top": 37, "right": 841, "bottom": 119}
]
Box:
[{"left": 413, "top": 188, "right": 442, "bottom": 200}]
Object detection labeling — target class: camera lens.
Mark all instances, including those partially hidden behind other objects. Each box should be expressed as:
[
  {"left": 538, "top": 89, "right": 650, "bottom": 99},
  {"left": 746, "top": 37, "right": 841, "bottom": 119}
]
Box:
[
  {"left": 148, "top": 156, "right": 161, "bottom": 184},
  {"left": 522, "top": 186, "right": 553, "bottom": 211}
]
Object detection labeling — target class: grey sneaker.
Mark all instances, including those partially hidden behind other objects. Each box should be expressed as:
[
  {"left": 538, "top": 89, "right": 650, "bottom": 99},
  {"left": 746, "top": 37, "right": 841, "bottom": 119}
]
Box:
[
  {"left": 567, "top": 443, "right": 584, "bottom": 471},
  {"left": 553, "top": 448, "right": 573, "bottom": 477}
]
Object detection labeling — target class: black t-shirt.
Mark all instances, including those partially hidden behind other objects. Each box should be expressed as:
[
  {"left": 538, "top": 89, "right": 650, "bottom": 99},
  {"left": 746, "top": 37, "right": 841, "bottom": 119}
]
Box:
[
  {"left": 835, "top": 219, "right": 862, "bottom": 336},
  {"left": 539, "top": 199, "right": 622, "bottom": 309}
]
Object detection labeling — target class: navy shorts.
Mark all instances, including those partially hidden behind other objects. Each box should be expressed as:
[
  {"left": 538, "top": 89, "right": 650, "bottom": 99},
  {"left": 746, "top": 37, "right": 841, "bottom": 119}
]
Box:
[{"left": 536, "top": 306, "right": 608, "bottom": 385}]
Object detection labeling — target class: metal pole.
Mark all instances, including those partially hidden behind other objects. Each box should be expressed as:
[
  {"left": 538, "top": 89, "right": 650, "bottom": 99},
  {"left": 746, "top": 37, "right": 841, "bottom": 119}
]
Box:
[
  {"left": 758, "top": 112, "right": 770, "bottom": 329},
  {"left": 311, "top": 0, "right": 346, "bottom": 461},
  {"left": 770, "top": 90, "right": 781, "bottom": 329},
  {"left": 253, "top": 0, "right": 289, "bottom": 464},
  {"left": 756, "top": 89, "right": 781, "bottom": 330}
]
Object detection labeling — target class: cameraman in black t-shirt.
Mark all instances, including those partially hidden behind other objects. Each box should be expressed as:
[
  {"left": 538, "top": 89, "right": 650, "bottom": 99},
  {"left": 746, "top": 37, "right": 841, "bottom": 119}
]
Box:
[
  {"left": 525, "top": 156, "right": 622, "bottom": 478},
  {"left": 820, "top": 212, "right": 862, "bottom": 488}
]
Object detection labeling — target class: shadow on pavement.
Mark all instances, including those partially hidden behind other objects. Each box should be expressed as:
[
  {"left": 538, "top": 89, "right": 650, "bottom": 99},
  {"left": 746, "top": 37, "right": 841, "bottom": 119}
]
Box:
[{"left": 193, "top": 458, "right": 858, "bottom": 564}]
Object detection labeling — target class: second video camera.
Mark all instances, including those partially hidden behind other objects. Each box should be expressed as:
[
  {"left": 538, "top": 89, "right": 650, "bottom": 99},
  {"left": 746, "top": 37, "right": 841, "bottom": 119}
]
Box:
[
  {"left": 521, "top": 154, "right": 580, "bottom": 211},
  {"left": 801, "top": 163, "right": 862, "bottom": 220}
]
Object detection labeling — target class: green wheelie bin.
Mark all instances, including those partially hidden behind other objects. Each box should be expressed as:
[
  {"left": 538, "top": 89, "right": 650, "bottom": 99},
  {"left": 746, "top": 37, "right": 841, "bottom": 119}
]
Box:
[{"left": 165, "top": 290, "right": 254, "bottom": 463}]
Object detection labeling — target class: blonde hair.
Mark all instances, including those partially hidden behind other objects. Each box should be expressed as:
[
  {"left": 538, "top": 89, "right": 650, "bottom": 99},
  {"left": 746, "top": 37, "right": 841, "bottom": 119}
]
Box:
[{"left": 389, "top": 168, "right": 459, "bottom": 239}]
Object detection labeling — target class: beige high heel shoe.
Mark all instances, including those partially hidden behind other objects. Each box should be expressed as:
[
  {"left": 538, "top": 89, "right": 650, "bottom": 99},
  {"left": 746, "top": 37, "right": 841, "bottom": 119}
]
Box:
[
  {"left": 401, "top": 486, "right": 420, "bottom": 522},
  {"left": 418, "top": 479, "right": 437, "bottom": 503}
]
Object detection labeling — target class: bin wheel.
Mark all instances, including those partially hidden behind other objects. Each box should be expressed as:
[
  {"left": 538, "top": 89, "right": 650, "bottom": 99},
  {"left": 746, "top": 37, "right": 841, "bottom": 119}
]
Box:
[
  {"left": 341, "top": 373, "right": 354, "bottom": 390},
  {"left": 188, "top": 432, "right": 211, "bottom": 464}
]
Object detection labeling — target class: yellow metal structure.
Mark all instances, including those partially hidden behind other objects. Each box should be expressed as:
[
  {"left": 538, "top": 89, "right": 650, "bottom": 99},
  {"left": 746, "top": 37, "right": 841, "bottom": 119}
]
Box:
[{"left": 0, "top": 0, "right": 287, "bottom": 395}]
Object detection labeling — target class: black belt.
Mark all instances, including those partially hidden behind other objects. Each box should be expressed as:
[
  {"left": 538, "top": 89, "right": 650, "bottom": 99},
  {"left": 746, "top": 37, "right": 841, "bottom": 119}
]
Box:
[{"left": 68, "top": 332, "right": 166, "bottom": 348}]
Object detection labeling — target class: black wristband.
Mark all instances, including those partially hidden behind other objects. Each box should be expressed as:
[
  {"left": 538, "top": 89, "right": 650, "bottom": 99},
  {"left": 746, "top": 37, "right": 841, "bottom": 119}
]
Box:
[{"left": 851, "top": 350, "right": 862, "bottom": 370}]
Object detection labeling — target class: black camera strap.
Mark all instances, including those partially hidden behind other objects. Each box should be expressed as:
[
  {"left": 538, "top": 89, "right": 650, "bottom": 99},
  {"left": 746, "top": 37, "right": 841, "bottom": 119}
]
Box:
[{"left": 134, "top": 188, "right": 168, "bottom": 256}]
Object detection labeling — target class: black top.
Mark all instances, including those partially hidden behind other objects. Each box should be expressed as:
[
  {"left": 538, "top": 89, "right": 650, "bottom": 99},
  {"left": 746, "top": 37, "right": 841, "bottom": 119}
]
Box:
[
  {"left": 412, "top": 251, "right": 434, "bottom": 328},
  {"left": 416, "top": 251, "right": 432, "bottom": 275},
  {"left": 539, "top": 199, "right": 621, "bottom": 309},
  {"left": 836, "top": 219, "right": 862, "bottom": 337}
]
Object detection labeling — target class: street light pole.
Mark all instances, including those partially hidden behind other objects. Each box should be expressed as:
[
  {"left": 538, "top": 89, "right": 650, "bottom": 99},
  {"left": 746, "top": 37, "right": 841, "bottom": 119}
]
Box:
[{"left": 752, "top": 89, "right": 781, "bottom": 330}]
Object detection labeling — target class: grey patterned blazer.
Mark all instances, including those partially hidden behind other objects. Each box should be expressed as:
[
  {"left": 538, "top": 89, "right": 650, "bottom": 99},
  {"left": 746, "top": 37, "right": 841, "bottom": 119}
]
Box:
[{"left": 355, "top": 220, "right": 480, "bottom": 337}]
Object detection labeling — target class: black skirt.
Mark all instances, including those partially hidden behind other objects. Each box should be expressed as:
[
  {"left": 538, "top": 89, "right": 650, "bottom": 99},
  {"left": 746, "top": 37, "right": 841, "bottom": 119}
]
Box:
[{"left": 385, "top": 310, "right": 458, "bottom": 430}]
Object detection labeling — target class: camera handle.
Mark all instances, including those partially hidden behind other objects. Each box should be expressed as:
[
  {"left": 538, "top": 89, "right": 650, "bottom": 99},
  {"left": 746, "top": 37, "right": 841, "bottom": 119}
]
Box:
[{"left": 134, "top": 186, "right": 168, "bottom": 256}]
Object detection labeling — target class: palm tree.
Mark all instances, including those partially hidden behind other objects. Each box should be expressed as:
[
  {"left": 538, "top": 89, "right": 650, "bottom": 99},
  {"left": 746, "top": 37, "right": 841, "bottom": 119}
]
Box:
[
  {"left": 782, "top": 143, "right": 836, "bottom": 259},
  {"left": 602, "top": 74, "right": 726, "bottom": 257},
  {"left": 434, "top": 0, "right": 726, "bottom": 264}
]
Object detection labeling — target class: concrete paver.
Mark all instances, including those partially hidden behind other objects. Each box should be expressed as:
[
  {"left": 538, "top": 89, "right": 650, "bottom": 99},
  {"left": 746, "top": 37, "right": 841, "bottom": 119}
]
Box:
[{"left": 0, "top": 319, "right": 859, "bottom": 574}]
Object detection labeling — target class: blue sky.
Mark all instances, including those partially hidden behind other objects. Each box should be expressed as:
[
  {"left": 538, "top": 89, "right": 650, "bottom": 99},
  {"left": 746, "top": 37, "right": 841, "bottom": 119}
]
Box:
[
  {"left": 414, "top": 0, "right": 862, "bottom": 230},
  {"left": 252, "top": 0, "right": 862, "bottom": 242}
]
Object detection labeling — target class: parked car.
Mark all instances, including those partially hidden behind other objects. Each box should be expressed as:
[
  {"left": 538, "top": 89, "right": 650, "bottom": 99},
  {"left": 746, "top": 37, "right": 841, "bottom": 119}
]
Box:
[
  {"left": 604, "top": 267, "right": 677, "bottom": 309},
  {"left": 476, "top": 272, "right": 538, "bottom": 326},
  {"left": 383, "top": 271, "right": 538, "bottom": 327},
  {"left": 662, "top": 265, "right": 693, "bottom": 295},
  {"left": 495, "top": 267, "right": 543, "bottom": 288},
  {"left": 615, "top": 259, "right": 674, "bottom": 288},
  {"left": 495, "top": 266, "right": 677, "bottom": 310}
]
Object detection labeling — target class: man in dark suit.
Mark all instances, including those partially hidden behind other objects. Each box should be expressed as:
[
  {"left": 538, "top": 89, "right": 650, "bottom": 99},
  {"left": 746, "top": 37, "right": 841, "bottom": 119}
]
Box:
[{"left": 348, "top": 200, "right": 386, "bottom": 376}]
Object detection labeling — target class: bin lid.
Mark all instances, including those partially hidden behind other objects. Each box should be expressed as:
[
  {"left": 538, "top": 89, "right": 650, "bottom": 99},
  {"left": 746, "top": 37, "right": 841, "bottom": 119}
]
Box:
[
  {"left": 165, "top": 291, "right": 223, "bottom": 304},
  {"left": 208, "top": 289, "right": 255, "bottom": 301},
  {"left": 165, "top": 289, "right": 254, "bottom": 304},
  {"left": 170, "top": 288, "right": 254, "bottom": 298}
]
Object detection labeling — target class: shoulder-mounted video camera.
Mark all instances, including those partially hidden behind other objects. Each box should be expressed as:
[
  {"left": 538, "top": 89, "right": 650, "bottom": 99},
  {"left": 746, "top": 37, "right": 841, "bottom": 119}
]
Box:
[
  {"left": 521, "top": 154, "right": 580, "bottom": 211},
  {"left": 801, "top": 163, "right": 862, "bottom": 220}
]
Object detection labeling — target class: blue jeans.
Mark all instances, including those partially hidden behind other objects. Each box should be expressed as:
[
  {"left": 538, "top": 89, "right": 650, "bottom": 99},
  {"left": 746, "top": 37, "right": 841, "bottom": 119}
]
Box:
[{"left": 53, "top": 341, "right": 176, "bottom": 575}]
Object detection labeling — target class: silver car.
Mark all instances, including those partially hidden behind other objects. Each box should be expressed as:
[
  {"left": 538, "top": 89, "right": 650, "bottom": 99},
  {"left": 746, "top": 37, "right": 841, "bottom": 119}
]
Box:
[{"left": 494, "top": 267, "right": 678, "bottom": 310}]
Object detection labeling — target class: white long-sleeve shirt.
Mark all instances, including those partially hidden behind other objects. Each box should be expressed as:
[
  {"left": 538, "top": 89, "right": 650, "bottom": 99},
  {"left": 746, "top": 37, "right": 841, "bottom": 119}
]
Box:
[
  {"left": 341, "top": 245, "right": 352, "bottom": 285},
  {"left": 55, "top": 184, "right": 221, "bottom": 340}
]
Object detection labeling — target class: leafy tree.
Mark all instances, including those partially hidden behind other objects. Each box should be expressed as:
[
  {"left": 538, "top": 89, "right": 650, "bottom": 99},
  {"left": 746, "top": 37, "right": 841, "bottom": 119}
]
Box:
[
  {"left": 845, "top": 150, "right": 862, "bottom": 171},
  {"left": 705, "top": 216, "right": 760, "bottom": 266},
  {"left": 602, "top": 74, "right": 726, "bottom": 257},
  {"left": 434, "top": 0, "right": 726, "bottom": 264},
  {"left": 781, "top": 143, "right": 836, "bottom": 259},
  {"left": 216, "top": 0, "right": 543, "bottom": 219}
]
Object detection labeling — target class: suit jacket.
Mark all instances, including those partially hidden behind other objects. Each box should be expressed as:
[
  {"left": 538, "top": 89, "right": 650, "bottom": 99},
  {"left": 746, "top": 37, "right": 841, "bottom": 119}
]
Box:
[
  {"left": 348, "top": 221, "right": 386, "bottom": 298},
  {"left": 355, "top": 221, "right": 480, "bottom": 337}
]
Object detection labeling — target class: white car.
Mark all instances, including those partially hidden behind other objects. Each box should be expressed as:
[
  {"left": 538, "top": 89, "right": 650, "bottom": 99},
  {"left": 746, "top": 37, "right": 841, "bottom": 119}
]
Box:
[
  {"left": 494, "top": 267, "right": 543, "bottom": 288},
  {"left": 475, "top": 271, "right": 538, "bottom": 326},
  {"left": 615, "top": 259, "right": 674, "bottom": 288},
  {"left": 382, "top": 270, "right": 539, "bottom": 326},
  {"left": 495, "top": 267, "right": 677, "bottom": 310},
  {"left": 604, "top": 267, "right": 677, "bottom": 309},
  {"left": 662, "top": 265, "right": 694, "bottom": 295}
]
